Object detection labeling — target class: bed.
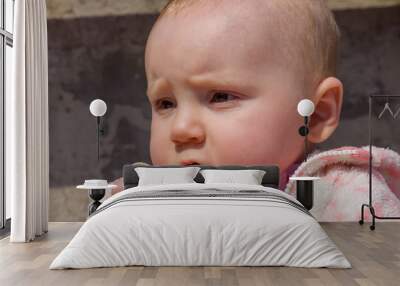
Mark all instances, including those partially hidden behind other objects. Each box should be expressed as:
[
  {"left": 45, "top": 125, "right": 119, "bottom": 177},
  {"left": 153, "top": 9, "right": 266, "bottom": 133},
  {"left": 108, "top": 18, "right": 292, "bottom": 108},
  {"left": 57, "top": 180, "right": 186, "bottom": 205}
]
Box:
[{"left": 50, "top": 164, "right": 350, "bottom": 269}]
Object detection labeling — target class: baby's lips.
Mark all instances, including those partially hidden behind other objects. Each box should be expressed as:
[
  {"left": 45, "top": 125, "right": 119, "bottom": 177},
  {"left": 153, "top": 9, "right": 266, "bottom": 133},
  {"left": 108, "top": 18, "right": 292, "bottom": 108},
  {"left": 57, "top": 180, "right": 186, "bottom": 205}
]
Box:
[{"left": 180, "top": 159, "right": 201, "bottom": 166}]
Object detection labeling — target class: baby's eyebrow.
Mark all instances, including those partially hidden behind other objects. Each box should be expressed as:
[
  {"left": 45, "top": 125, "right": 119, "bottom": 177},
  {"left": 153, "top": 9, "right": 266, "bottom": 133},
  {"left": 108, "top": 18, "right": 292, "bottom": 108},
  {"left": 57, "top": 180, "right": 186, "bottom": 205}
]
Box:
[
  {"left": 147, "top": 73, "right": 257, "bottom": 97},
  {"left": 186, "top": 73, "right": 256, "bottom": 94},
  {"left": 147, "top": 78, "right": 171, "bottom": 98}
]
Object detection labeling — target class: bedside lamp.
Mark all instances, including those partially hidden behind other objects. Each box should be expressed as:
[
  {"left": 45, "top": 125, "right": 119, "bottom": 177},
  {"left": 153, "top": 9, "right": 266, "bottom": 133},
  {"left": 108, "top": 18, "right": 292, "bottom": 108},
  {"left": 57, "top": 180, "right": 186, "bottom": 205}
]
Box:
[
  {"left": 290, "top": 99, "right": 319, "bottom": 211},
  {"left": 76, "top": 100, "right": 114, "bottom": 216},
  {"left": 89, "top": 99, "right": 107, "bottom": 161},
  {"left": 297, "top": 99, "right": 315, "bottom": 162}
]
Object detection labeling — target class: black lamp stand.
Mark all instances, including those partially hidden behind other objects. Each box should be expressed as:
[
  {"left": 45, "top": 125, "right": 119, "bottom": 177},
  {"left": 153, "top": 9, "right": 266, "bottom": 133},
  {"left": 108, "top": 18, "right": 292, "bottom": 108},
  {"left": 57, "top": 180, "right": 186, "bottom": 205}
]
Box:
[
  {"left": 88, "top": 189, "right": 106, "bottom": 215},
  {"left": 292, "top": 115, "right": 315, "bottom": 210},
  {"left": 296, "top": 180, "right": 314, "bottom": 210},
  {"left": 89, "top": 116, "right": 105, "bottom": 215},
  {"left": 298, "top": 116, "right": 310, "bottom": 162},
  {"left": 96, "top": 116, "right": 106, "bottom": 161}
]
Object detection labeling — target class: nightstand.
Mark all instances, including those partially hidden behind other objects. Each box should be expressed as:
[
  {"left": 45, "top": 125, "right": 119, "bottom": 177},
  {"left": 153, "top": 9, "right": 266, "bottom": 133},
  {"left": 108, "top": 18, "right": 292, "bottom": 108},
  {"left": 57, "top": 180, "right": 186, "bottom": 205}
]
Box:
[
  {"left": 77, "top": 180, "right": 117, "bottom": 215},
  {"left": 289, "top": 176, "right": 320, "bottom": 210}
]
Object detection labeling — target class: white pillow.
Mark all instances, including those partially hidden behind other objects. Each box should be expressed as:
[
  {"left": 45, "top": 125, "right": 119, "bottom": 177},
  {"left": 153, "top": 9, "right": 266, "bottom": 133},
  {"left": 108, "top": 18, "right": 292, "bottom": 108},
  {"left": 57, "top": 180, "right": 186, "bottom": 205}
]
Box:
[
  {"left": 135, "top": 167, "right": 201, "bottom": 186},
  {"left": 200, "top": 169, "right": 266, "bottom": 185}
]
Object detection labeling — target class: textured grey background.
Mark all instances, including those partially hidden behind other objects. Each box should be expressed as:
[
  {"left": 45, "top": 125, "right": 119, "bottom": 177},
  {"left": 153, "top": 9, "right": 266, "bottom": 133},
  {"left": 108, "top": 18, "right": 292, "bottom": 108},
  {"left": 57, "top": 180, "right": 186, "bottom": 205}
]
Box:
[{"left": 48, "top": 6, "right": 400, "bottom": 221}]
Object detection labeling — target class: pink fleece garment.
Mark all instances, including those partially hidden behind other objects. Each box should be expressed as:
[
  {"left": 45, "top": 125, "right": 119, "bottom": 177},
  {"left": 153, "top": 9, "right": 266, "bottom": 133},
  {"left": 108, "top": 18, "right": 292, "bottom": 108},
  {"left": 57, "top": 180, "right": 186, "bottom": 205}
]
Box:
[{"left": 283, "top": 146, "right": 400, "bottom": 222}]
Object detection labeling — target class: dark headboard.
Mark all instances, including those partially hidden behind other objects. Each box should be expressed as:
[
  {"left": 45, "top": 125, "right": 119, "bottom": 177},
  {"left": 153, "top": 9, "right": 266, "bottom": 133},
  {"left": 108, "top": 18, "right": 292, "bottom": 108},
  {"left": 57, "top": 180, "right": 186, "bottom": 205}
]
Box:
[{"left": 123, "top": 163, "right": 280, "bottom": 190}]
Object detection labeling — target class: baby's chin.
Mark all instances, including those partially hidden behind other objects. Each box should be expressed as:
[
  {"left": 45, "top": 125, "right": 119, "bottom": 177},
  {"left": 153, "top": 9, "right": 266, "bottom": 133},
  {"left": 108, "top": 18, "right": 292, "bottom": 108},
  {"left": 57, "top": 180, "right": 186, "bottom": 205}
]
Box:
[
  {"left": 150, "top": 149, "right": 299, "bottom": 171},
  {"left": 151, "top": 157, "right": 266, "bottom": 167},
  {"left": 151, "top": 158, "right": 212, "bottom": 166}
]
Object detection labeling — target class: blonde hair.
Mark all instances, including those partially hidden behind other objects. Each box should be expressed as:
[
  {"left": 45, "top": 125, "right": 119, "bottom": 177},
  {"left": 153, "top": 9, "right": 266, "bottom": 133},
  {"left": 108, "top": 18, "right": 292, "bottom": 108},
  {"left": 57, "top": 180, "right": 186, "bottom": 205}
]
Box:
[{"left": 158, "top": 0, "right": 340, "bottom": 86}]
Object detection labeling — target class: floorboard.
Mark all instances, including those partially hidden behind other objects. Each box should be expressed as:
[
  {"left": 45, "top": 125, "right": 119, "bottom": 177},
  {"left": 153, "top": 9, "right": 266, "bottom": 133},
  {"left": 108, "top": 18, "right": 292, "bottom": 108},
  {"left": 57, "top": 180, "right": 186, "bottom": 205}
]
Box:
[{"left": 0, "top": 222, "right": 399, "bottom": 286}]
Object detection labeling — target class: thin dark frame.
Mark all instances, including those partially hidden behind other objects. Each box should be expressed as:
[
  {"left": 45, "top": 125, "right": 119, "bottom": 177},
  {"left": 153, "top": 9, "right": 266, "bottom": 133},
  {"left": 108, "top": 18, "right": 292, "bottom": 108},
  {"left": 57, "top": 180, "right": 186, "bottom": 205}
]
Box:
[
  {"left": 0, "top": 0, "right": 5, "bottom": 230},
  {"left": 0, "top": 218, "right": 10, "bottom": 238},
  {"left": 359, "top": 95, "right": 400, "bottom": 230},
  {"left": 0, "top": 0, "right": 13, "bottom": 232}
]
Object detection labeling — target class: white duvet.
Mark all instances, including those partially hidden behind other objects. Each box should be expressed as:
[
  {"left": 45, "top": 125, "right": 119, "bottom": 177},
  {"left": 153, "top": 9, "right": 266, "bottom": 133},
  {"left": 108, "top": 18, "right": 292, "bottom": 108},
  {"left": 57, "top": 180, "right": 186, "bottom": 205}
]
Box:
[{"left": 50, "top": 183, "right": 351, "bottom": 269}]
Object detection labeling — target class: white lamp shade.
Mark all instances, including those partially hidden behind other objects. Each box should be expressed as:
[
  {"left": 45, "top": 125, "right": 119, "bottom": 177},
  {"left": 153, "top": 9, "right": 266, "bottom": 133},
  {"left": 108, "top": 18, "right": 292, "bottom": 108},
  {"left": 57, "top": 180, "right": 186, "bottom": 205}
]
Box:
[
  {"left": 89, "top": 99, "right": 107, "bottom": 117},
  {"left": 297, "top": 99, "right": 315, "bottom": 117}
]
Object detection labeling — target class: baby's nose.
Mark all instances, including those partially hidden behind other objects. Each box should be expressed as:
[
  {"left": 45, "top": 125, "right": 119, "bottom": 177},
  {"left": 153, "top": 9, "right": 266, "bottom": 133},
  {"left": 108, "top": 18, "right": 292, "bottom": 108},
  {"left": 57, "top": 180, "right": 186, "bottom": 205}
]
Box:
[{"left": 170, "top": 108, "right": 206, "bottom": 146}]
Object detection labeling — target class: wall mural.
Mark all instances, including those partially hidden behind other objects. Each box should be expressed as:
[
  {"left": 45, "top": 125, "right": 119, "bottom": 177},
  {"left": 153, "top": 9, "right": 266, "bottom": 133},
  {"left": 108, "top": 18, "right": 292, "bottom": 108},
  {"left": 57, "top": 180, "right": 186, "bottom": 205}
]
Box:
[{"left": 48, "top": 1, "right": 400, "bottom": 221}]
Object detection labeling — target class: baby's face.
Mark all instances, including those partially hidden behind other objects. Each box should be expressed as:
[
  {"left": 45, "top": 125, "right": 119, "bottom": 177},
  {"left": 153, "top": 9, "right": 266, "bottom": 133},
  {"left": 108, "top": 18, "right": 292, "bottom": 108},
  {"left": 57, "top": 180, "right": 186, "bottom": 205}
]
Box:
[{"left": 145, "top": 1, "right": 306, "bottom": 172}]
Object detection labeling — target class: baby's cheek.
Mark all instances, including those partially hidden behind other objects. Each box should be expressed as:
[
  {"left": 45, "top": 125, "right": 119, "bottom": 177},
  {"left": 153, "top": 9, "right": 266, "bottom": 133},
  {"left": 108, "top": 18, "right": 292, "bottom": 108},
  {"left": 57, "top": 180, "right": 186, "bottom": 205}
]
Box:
[
  {"left": 149, "top": 123, "right": 170, "bottom": 165},
  {"left": 210, "top": 112, "right": 303, "bottom": 170},
  {"left": 219, "top": 127, "right": 282, "bottom": 163}
]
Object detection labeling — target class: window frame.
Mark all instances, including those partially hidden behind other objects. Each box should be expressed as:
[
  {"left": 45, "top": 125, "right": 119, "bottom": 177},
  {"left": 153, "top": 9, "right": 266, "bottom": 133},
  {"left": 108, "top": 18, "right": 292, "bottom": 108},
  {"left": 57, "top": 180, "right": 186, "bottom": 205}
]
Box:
[{"left": 0, "top": 0, "right": 14, "bottom": 232}]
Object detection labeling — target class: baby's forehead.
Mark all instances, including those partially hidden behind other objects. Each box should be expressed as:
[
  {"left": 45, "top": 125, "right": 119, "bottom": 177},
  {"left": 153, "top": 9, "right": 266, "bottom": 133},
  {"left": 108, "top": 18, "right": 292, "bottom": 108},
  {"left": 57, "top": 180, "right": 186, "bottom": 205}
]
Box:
[
  {"left": 148, "top": 0, "right": 310, "bottom": 73},
  {"left": 158, "top": 0, "right": 309, "bottom": 41}
]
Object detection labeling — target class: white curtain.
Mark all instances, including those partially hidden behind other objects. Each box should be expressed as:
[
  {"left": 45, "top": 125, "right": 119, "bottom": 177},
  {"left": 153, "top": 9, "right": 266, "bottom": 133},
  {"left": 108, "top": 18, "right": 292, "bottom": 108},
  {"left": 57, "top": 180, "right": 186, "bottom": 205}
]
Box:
[{"left": 7, "top": 0, "right": 49, "bottom": 242}]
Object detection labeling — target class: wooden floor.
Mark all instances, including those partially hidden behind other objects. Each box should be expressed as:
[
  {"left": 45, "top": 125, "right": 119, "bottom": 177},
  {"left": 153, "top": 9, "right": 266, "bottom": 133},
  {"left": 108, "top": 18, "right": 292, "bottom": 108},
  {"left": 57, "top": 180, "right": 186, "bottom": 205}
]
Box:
[{"left": 0, "top": 222, "right": 399, "bottom": 286}]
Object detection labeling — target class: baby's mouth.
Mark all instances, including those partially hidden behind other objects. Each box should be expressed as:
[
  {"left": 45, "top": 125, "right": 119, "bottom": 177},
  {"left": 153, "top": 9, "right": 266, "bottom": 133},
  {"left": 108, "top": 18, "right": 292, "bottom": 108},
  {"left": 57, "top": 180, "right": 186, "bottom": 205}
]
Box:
[{"left": 180, "top": 160, "right": 200, "bottom": 166}]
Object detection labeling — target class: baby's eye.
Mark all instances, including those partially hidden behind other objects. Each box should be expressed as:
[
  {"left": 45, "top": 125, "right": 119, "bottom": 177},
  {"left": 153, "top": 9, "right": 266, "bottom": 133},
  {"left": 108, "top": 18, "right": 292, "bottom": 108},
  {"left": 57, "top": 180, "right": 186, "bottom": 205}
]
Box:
[
  {"left": 155, "top": 99, "right": 176, "bottom": 110},
  {"left": 210, "top": 92, "right": 238, "bottom": 103}
]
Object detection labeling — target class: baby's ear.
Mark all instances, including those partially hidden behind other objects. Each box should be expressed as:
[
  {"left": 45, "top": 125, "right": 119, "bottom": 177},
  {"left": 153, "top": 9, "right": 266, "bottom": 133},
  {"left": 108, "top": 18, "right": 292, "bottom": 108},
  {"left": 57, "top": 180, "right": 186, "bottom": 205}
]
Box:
[{"left": 308, "top": 77, "right": 343, "bottom": 144}]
